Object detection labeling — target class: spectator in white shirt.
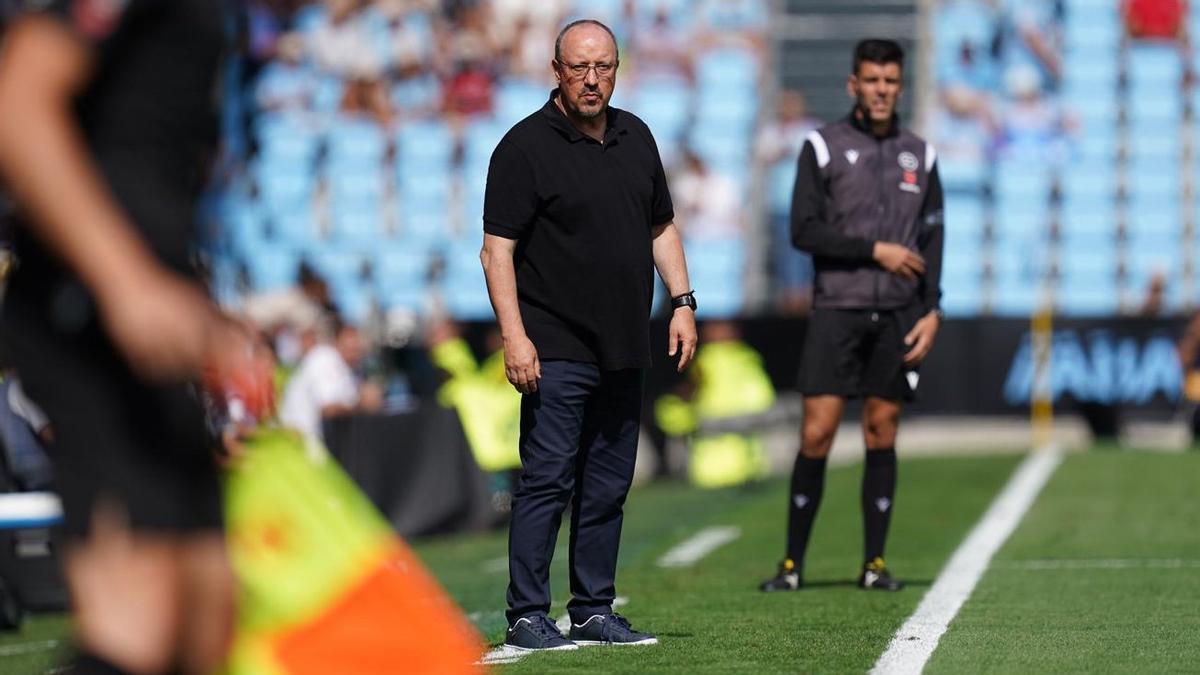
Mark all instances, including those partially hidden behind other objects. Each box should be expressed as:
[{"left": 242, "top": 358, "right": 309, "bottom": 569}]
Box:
[{"left": 280, "top": 319, "right": 381, "bottom": 442}]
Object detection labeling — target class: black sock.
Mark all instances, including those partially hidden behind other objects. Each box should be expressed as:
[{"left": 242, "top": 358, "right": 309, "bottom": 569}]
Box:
[
  {"left": 862, "top": 447, "right": 898, "bottom": 563},
  {"left": 785, "top": 454, "right": 827, "bottom": 569}
]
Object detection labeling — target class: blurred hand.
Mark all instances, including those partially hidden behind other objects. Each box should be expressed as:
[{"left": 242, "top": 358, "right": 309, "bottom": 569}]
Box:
[
  {"left": 98, "top": 266, "right": 230, "bottom": 381},
  {"left": 873, "top": 242, "right": 925, "bottom": 280},
  {"left": 359, "top": 380, "right": 385, "bottom": 412},
  {"left": 503, "top": 333, "right": 541, "bottom": 394},
  {"left": 903, "top": 311, "right": 941, "bottom": 365},
  {"left": 668, "top": 308, "right": 698, "bottom": 372}
]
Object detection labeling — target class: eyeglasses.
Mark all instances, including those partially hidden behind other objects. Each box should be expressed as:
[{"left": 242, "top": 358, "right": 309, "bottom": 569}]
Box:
[{"left": 556, "top": 60, "right": 617, "bottom": 80}]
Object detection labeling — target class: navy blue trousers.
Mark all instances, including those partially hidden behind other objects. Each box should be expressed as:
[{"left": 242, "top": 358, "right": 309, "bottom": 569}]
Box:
[{"left": 506, "top": 360, "right": 643, "bottom": 625}]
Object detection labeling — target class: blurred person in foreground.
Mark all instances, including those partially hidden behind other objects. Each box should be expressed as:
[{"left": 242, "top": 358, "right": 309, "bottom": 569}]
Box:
[
  {"left": 480, "top": 19, "right": 696, "bottom": 651},
  {"left": 759, "top": 40, "right": 945, "bottom": 593},
  {"left": 0, "top": 3, "right": 268, "bottom": 674},
  {"left": 279, "top": 318, "right": 382, "bottom": 445}
]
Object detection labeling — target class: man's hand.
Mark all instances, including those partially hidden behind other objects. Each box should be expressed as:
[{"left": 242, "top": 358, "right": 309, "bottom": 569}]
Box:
[
  {"left": 903, "top": 310, "right": 941, "bottom": 365},
  {"left": 99, "top": 266, "right": 252, "bottom": 382},
  {"left": 874, "top": 242, "right": 925, "bottom": 280},
  {"left": 504, "top": 333, "right": 541, "bottom": 394},
  {"left": 668, "top": 307, "right": 698, "bottom": 372}
]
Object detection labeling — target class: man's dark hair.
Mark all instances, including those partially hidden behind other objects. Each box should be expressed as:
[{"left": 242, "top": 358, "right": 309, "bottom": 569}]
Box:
[
  {"left": 554, "top": 19, "right": 619, "bottom": 64},
  {"left": 853, "top": 39, "right": 904, "bottom": 74}
]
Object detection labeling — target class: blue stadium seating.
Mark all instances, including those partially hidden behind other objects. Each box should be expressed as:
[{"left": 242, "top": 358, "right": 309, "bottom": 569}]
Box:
[
  {"left": 254, "top": 160, "right": 314, "bottom": 219},
  {"left": 397, "top": 120, "right": 455, "bottom": 169},
  {"left": 695, "top": 49, "right": 758, "bottom": 91},
  {"left": 271, "top": 211, "right": 320, "bottom": 247},
  {"left": 630, "top": 82, "right": 692, "bottom": 143},
  {"left": 442, "top": 244, "right": 492, "bottom": 319},
  {"left": 328, "top": 205, "right": 386, "bottom": 245},
  {"left": 326, "top": 118, "right": 389, "bottom": 170},
  {"left": 247, "top": 248, "right": 300, "bottom": 291}
]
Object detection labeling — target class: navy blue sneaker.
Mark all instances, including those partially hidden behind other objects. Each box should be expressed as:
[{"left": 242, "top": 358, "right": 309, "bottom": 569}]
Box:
[
  {"left": 568, "top": 613, "right": 658, "bottom": 646},
  {"left": 505, "top": 615, "right": 579, "bottom": 651}
]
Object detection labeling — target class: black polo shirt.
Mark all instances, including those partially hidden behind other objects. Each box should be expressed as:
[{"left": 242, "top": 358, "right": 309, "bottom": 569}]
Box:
[{"left": 483, "top": 91, "right": 674, "bottom": 370}]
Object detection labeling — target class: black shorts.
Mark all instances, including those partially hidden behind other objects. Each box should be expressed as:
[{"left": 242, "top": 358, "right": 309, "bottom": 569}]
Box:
[
  {"left": 799, "top": 307, "right": 921, "bottom": 402},
  {"left": 2, "top": 315, "right": 222, "bottom": 539}
]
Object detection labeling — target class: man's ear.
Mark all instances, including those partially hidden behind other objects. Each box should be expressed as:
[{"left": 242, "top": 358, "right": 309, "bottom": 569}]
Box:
[{"left": 846, "top": 74, "right": 858, "bottom": 100}]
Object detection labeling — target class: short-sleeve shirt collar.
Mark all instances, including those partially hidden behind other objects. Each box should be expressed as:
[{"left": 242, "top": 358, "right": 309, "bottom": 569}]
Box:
[{"left": 541, "top": 89, "right": 627, "bottom": 145}]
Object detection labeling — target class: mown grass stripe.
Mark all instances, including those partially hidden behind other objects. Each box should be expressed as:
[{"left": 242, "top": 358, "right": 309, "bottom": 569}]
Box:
[{"left": 871, "top": 447, "right": 1063, "bottom": 675}]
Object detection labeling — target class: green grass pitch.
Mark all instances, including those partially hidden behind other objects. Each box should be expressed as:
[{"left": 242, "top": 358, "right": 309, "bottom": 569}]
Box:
[{"left": 1, "top": 450, "right": 1197, "bottom": 673}]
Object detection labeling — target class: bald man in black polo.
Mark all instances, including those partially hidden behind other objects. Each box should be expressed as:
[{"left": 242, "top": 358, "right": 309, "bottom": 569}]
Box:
[{"left": 480, "top": 19, "right": 697, "bottom": 652}]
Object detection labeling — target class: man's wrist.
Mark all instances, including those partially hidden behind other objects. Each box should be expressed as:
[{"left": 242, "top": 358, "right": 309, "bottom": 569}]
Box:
[{"left": 670, "top": 289, "right": 697, "bottom": 312}]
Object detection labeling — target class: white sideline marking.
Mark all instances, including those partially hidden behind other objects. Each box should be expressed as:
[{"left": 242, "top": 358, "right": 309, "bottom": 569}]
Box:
[
  {"left": 1005, "top": 558, "right": 1200, "bottom": 571},
  {"left": 476, "top": 597, "right": 630, "bottom": 666},
  {"left": 0, "top": 639, "right": 60, "bottom": 657},
  {"left": 870, "top": 447, "right": 1064, "bottom": 675},
  {"left": 656, "top": 526, "right": 742, "bottom": 569}
]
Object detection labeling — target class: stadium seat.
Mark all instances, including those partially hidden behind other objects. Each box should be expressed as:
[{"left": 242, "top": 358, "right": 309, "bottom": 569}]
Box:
[
  {"left": 254, "top": 160, "right": 315, "bottom": 219},
  {"left": 327, "top": 167, "right": 387, "bottom": 212},
  {"left": 767, "top": 161, "right": 796, "bottom": 216},
  {"left": 1127, "top": 44, "right": 1184, "bottom": 92},
  {"left": 255, "top": 112, "right": 320, "bottom": 165},
  {"left": 227, "top": 206, "right": 268, "bottom": 259},
  {"left": 630, "top": 81, "right": 692, "bottom": 142},
  {"left": 463, "top": 120, "right": 508, "bottom": 173},
  {"left": 311, "top": 249, "right": 369, "bottom": 291},
  {"left": 1060, "top": 196, "right": 1118, "bottom": 239},
  {"left": 375, "top": 247, "right": 433, "bottom": 290},
  {"left": 391, "top": 74, "right": 441, "bottom": 114},
  {"left": 331, "top": 282, "right": 375, "bottom": 325},
  {"left": 688, "top": 124, "right": 751, "bottom": 168},
  {"left": 496, "top": 81, "right": 547, "bottom": 127},
  {"left": 695, "top": 49, "right": 758, "bottom": 91},
  {"left": 1055, "top": 276, "right": 1119, "bottom": 315},
  {"left": 1064, "top": 5, "right": 1121, "bottom": 49},
  {"left": 247, "top": 248, "right": 300, "bottom": 291},
  {"left": 329, "top": 204, "right": 386, "bottom": 245},
  {"left": 993, "top": 196, "right": 1050, "bottom": 239},
  {"left": 401, "top": 210, "right": 453, "bottom": 244},
  {"left": 397, "top": 120, "right": 455, "bottom": 169},
  {"left": 397, "top": 166, "right": 452, "bottom": 207},
  {"left": 442, "top": 244, "right": 491, "bottom": 320},
  {"left": 270, "top": 211, "right": 320, "bottom": 247},
  {"left": 326, "top": 119, "right": 389, "bottom": 170},
  {"left": 1128, "top": 88, "right": 1183, "bottom": 126},
  {"left": 936, "top": 157, "right": 987, "bottom": 192}
]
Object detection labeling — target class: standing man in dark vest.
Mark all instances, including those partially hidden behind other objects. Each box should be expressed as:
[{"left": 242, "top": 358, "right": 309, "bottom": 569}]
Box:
[
  {"left": 481, "top": 18, "right": 697, "bottom": 651},
  {"left": 760, "top": 39, "right": 945, "bottom": 593}
]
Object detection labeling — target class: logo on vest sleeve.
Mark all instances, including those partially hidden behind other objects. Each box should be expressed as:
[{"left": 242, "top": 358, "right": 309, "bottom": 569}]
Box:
[
  {"left": 897, "top": 151, "right": 921, "bottom": 194},
  {"left": 845, "top": 149, "right": 860, "bottom": 165}
]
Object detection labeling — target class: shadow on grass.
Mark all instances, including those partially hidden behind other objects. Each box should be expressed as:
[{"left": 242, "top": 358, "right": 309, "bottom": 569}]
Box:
[{"left": 800, "top": 578, "right": 933, "bottom": 589}]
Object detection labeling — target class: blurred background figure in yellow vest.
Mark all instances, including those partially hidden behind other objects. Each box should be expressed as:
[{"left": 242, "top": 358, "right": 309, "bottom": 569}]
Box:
[
  {"left": 1178, "top": 311, "right": 1200, "bottom": 448},
  {"left": 428, "top": 320, "right": 523, "bottom": 510},
  {"left": 656, "top": 320, "right": 776, "bottom": 488}
]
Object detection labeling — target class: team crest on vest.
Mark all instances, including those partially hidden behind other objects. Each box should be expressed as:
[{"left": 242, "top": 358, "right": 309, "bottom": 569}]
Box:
[
  {"left": 844, "top": 149, "right": 859, "bottom": 165},
  {"left": 897, "top": 151, "right": 921, "bottom": 194}
]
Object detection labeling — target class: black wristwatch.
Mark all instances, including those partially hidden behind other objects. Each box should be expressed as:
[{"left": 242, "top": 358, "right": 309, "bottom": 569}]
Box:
[{"left": 671, "top": 290, "right": 697, "bottom": 312}]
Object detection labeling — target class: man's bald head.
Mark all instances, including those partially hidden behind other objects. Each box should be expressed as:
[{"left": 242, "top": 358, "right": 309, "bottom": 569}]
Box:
[{"left": 555, "top": 19, "right": 619, "bottom": 64}]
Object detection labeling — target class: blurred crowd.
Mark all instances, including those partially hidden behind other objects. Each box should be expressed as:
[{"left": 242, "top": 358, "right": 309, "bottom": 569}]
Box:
[{"left": 930, "top": 0, "right": 1199, "bottom": 317}]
